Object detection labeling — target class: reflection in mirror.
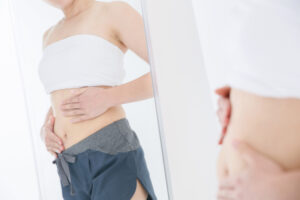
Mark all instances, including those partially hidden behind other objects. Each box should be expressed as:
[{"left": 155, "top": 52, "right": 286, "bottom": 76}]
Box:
[{"left": 9, "top": 0, "right": 169, "bottom": 199}]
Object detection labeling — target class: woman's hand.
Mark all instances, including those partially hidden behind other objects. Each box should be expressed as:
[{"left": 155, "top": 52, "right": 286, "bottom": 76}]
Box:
[
  {"left": 60, "top": 87, "right": 114, "bottom": 123},
  {"left": 40, "top": 115, "right": 64, "bottom": 157},
  {"left": 215, "top": 86, "right": 231, "bottom": 144},
  {"left": 217, "top": 139, "right": 300, "bottom": 200}
]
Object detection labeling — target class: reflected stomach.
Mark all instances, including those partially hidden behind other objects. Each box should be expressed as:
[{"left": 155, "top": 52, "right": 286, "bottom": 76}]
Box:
[
  {"left": 218, "top": 88, "right": 300, "bottom": 179},
  {"left": 50, "top": 85, "right": 126, "bottom": 149}
]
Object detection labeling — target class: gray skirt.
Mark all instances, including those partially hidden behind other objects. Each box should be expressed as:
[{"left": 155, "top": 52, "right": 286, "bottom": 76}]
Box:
[{"left": 52, "top": 118, "right": 157, "bottom": 200}]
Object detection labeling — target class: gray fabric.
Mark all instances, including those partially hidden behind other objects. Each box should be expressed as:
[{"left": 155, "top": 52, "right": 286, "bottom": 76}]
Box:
[
  {"left": 63, "top": 118, "right": 140, "bottom": 155},
  {"left": 52, "top": 153, "right": 76, "bottom": 195},
  {"left": 53, "top": 118, "right": 141, "bottom": 196}
]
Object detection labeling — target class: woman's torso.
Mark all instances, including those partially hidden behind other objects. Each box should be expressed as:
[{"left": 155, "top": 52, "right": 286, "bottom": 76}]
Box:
[
  {"left": 44, "top": 2, "right": 127, "bottom": 148},
  {"left": 220, "top": 88, "right": 300, "bottom": 178},
  {"left": 217, "top": 0, "right": 300, "bottom": 179}
]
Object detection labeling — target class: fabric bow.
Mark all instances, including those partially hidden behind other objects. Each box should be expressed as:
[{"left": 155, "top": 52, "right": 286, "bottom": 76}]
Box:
[{"left": 53, "top": 153, "right": 76, "bottom": 196}]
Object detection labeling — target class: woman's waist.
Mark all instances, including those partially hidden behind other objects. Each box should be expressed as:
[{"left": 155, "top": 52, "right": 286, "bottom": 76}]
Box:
[
  {"left": 229, "top": 88, "right": 300, "bottom": 126},
  {"left": 61, "top": 118, "right": 141, "bottom": 156},
  {"left": 50, "top": 86, "right": 126, "bottom": 148},
  {"left": 54, "top": 106, "right": 126, "bottom": 148},
  {"left": 224, "top": 88, "right": 300, "bottom": 170},
  {"left": 53, "top": 105, "right": 126, "bottom": 133}
]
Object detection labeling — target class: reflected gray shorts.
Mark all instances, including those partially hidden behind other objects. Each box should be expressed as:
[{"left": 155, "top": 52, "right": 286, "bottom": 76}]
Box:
[{"left": 52, "top": 118, "right": 157, "bottom": 200}]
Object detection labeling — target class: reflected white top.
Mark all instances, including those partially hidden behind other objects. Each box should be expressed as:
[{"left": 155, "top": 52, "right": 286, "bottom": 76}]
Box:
[
  {"left": 223, "top": 0, "right": 300, "bottom": 98},
  {"left": 38, "top": 34, "right": 125, "bottom": 94}
]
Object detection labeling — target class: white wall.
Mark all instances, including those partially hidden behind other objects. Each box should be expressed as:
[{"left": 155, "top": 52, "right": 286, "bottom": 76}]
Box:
[
  {"left": 143, "top": 0, "right": 221, "bottom": 199},
  {"left": 9, "top": 0, "right": 168, "bottom": 199},
  {"left": 0, "top": 0, "right": 40, "bottom": 199}
]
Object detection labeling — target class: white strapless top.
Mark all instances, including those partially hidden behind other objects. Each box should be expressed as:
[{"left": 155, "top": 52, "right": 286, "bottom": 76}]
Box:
[
  {"left": 38, "top": 34, "right": 125, "bottom": 94},
  {"left": 223, "top": 0, "right": 300, "bottom": 98}
]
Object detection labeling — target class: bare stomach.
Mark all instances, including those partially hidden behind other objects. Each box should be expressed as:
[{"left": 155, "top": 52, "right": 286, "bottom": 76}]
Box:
[
  {"left": 50, "top": 85, "right": 126, "bottom": 149},
  {"left": 218, "top": 88, "right": 300, "bottom": 180}
]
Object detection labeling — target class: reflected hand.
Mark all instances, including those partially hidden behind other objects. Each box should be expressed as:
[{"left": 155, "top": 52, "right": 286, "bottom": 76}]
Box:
[
  {"left": 217, "top": 139, "right": 285, "bottom": 200},
  {"left": 215, "top": 86, "right": 231, "bottom": 143},
  {"left": 40, "top": 115, "right": 64, "bottom": 158},
  {"left": 60, "top": 87, "right": 113, "bottom": 123}
]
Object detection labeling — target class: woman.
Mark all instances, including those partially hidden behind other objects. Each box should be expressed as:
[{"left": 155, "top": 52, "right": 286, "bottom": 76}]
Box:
[
  {"left": 39, "top": 0, "right": 157, "bottom": 199},
  {"left": 215, "top": 0, "right": 300, "bottom": 190}
]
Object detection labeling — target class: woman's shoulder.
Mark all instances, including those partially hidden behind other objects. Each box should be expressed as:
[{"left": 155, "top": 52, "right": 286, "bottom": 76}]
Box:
[{"left": 94, "top": 1, "right": 137, "bottom": 17}]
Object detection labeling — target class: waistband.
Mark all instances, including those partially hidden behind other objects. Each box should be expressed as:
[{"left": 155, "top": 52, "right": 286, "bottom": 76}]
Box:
[{"left": 52, "top": 117, "right": 140, "bottom": 196}]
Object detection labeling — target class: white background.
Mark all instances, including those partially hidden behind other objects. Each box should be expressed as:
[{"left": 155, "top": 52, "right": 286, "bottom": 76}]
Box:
[
  {"left": 0, "top": 1, "right": 40, "bottom": 199},
  {"left": 2, "top": 0, "right": 168, "bottom": 199}
]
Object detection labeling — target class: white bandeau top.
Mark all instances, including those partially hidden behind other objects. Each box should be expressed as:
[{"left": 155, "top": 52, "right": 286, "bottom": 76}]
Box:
[
  {"left": 38, "top": 34, "right": 125, "bottom": 94},
  {"left": 223, "top": 0, "right": 300, "bottom": 98}
]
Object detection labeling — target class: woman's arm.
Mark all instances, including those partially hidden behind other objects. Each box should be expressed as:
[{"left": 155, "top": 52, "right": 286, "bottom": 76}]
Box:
[
  {"left": 107, "top": 2, "right": 153, "bottom": 105},
  {"left": 60, "top": 3, "right": 154, "bottom": 123}
]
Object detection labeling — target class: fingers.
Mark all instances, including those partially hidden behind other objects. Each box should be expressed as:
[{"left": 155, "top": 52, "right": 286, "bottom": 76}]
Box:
[
  {"left": 62, "top": 109, "right": 86, "bottom": 117},
  {"left": 61, "top": 88, "right": 88, "bottom": 105},
  {"left": 47, "top": 144, "right": 61, "bottom": 154},
  {"left": 43, "top": 125, "right": 64, "bottom": 155},
  {"left": 60, "top": 102, "right": 81, "bottom": 110},
  {"left": 45, "top": 127, "right": 63, "bottom": 145},
  {"left": 215, "top": 86, "right": 231, "bottom": 97},
  {"left": 46, "top": 143, "right": 63, "bottom": 154},
  {"left": 217, "top": 97, "right": 231, "bottom": 126},
  {"left": 218, "top": 177, "right": 240, "bottom": 200},
  {"left": 70, "top": 114, "right": 91, "bottom": 123},
  {"left": 61, "top": 96, "right": 81, "bottom": 105},
  {"left": 45, "top": 134, "right": 63, "bottom": 155},
  {"left": 222, "top": 126, "right": 227, "bottom": 135},
  {"left": 45, "top": 115, "right": 55, "bottom": 131}
]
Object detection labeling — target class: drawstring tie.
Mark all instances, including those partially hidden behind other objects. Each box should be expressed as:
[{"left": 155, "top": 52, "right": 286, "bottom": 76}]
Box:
[{"left": 52, "top": 153, "right": 76, "bottom": 196}]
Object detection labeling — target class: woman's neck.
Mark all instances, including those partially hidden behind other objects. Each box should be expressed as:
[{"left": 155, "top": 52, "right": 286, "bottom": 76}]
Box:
[{"left": 62, "top": 0, "right": 95, "bottom": 20}]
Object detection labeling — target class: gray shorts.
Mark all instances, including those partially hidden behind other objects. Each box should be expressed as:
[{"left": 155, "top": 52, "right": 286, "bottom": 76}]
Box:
[{"left": 53, "top": 118, "right": 157, "bottom": 200}]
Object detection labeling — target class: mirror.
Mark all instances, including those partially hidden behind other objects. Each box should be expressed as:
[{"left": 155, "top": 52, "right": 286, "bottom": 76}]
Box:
[
  {"left": 141, "top": 0, "right": 219, "bottom": 199},
  {"left": 8, "top": 0, "right": 169, "bottom": 199}
]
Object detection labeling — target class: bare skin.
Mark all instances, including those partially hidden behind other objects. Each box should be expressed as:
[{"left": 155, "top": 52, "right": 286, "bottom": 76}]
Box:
[
  {"left": 217, "top": 88, "right": 300, "bottom": 179},
  {"left": 217, "top": 139, "right": 300, "bottom": 200},
  {"left": 40, "top": 0, "right": 152, "bottom": 199},
  {"left": 215, "top": 86, "right": 300, "bottom": 199}
]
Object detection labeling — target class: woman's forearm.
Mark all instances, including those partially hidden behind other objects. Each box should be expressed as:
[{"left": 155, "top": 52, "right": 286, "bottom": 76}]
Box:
[{"left": 108, "top": 72, "right": 154, "bottom": 106}]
